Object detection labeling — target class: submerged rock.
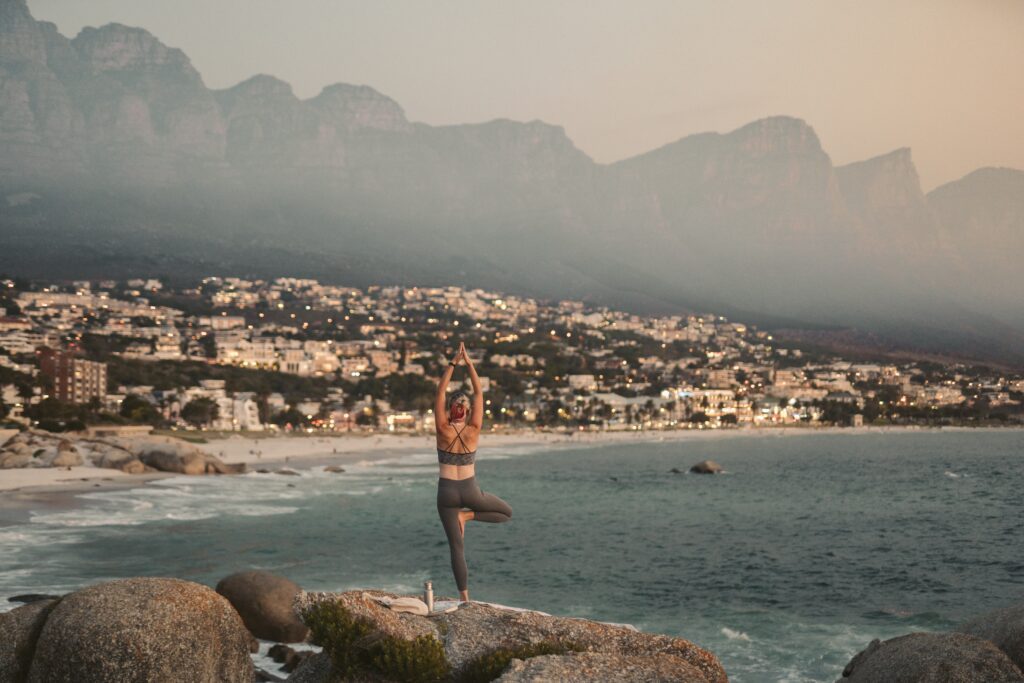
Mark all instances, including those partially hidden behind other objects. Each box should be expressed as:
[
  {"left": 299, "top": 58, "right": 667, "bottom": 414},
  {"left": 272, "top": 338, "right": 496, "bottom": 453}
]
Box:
[
  {"left": 690, "top": 460, "right": 723, "bottom": 474},
  {"left": 840, "top": 632, "right": 1023, "bottom": 682},
  {"left": 323, "top": 465, "right": 345, "bottom": 473},
  {"left": 217, "top": 571, "right": 309, "bottom": 643},
  {"left": 958, "top": 603, "right": 1024, "bottom": 671},
  {"left": 26, "top": 577, "right": 253, "bottom": 682}
]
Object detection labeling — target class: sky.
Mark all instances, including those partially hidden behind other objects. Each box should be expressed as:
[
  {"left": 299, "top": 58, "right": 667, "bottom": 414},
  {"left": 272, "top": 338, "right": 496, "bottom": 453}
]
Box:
[{"left": 30, "top": 0, "right": 1024, "bottom": 190}]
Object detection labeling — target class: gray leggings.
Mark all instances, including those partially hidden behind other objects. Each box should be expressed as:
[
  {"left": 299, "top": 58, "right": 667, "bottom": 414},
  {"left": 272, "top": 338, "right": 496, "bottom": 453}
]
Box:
[{"left": 437, "top": 477, "right": 512, "bottom": 591}]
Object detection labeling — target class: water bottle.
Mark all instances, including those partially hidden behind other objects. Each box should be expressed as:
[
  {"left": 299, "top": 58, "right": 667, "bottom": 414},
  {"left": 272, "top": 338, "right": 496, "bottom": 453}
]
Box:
[{"left": 424, "top": 580, "right": 434, "bottom": 612}]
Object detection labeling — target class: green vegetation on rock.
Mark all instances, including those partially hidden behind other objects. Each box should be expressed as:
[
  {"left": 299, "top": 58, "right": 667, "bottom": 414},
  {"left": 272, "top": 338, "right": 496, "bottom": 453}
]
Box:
[
  {"left": 457, "top": 640, "right": 583, "bottom": 683},
  {"left": 305, "top": 601, "right": 450, "bottom": 683}
]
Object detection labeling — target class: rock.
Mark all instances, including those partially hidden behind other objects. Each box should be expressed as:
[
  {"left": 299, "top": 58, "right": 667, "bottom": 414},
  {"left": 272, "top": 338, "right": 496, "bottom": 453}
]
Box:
[
  {"left": 269, "top": 642, "right": 293, "bottom": 662},
  {"left": 689, "top": 460, "right": 723, "bottom": 474},
  {"left": 255, "top": 665, "right": 287, "bottom": 682},
  {"left": 323, "top": 466, "right": 345, "bottom": 473},
  {"left": 8, "top": 594, "right": 62, "bottom": 604},
  {"left": 294, "top": 591, "right": 726, "bottom": 683},
  {"left": 256, "top": 468, "right": 271, "bottom": 473},
  {"left": 958, "top": 603, "right": 1024, "bottom": 671},
  {"left": 284, "top": 650, "right": 314, "bottom": 673},
  {"left": 840, "top": 632, "right": 1023, "bottom": 682},
  {"left": 441, "top": 602, "right": 726, "bottom": 683},
  {"left": 26, "top": 577, "right": 253, "bottom": 682},
  {"left": 0, "top": 598, "right": 60, "bottom": 682},
  {"left": 51, "top": 441, "right": 83, "bottom": 467},
  {"left": 204, "top": 455, "right": 247, "bottom": 474},
  {"left": 140, "top": 449, "right": 208, "bottom": 474},
  {"left": 275, "top": 469, "right": 300, "bottom": 476},
  {"left": 0, "top": 452, "right": 31, "bottom": 468},
  {"left": 216, "top": 571, "right": 309, "bottom": 643},
  {"left": 120, "top": 458, "right": 147, "bottom": 474},
  {"left": 90, "top": 446, "right": 144, "bottom": 473},
  {"left": 496, "top": 651, "right": 711, "bottom": 682},
  {"left": 284, "top": 650, "right": 331, "bottom": 683},
  {"left": 669, "top": 467, "right": 683, "bottom": 474}
]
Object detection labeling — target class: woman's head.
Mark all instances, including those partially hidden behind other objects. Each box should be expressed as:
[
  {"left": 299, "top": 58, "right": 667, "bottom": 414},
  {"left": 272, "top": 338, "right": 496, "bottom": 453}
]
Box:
[{"left": 447, "top": 391, "right": 471, "bottom": 423}]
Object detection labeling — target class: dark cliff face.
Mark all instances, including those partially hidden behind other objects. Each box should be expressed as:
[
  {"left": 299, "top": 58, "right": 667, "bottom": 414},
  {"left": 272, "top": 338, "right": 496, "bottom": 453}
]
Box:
[{"left": 0, "top": 0, "right": 1022, "bottom": 360}]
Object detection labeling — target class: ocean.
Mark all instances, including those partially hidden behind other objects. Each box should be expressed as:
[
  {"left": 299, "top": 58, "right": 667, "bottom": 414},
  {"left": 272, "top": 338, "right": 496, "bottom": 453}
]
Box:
[{"left": 2, "top": 429, "right": 1022, "bottom": 682}]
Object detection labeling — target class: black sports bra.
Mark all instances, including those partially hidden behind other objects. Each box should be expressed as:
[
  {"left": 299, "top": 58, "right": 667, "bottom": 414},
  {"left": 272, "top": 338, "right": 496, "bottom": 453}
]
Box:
[
  {"left": 437, "top": 448, "right": 476, "bottom": 466},
  {"left": 438, "top": 424, "right": 476, "bottom": 466}
]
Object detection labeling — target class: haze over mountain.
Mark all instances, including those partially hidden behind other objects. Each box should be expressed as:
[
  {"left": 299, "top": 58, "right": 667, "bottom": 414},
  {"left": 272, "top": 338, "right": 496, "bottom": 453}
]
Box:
[{"left": 1, "top": 0, "right": 1022, "bottom": 363}]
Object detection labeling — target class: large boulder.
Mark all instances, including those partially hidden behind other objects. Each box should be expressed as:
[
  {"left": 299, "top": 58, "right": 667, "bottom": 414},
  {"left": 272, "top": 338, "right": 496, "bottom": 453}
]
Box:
[
  {"left": 0, "top": 451, "right": 31, "bottom": 468},
  {"left": 51, "top": 441, "right": 83, "bottom": 467},
  {"left": 140, "top": 448, "right": 209, "bottom": 474},
  {"left": 496, "top": 651, "right": 710, "bottom": 682},
  {"left": 840, "top": 632, "right": 1023, "bottom": 682},
  {"left": 90, "top": 446, "right": 146, "bottom": 473},
  {"left": 26, "top": 577, "right": 253, "bottom": 682},
  {"left": 958, "top": 603, "right": 1024, "bottom": 671},
  {"left": 294, "top": 591, "right": 726, "bottom": 683},
  {"left": 216, "top": 571, "right": 309, "bottom": 643},
  {"left": 0, "top": 598, "right": 60, "bottom": 682}
]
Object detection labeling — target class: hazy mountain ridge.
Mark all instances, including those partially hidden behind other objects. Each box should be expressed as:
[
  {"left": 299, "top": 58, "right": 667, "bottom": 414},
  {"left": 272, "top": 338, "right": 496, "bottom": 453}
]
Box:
[{"left": 1, "top": 0, "right": 1022, "bottom": 363}]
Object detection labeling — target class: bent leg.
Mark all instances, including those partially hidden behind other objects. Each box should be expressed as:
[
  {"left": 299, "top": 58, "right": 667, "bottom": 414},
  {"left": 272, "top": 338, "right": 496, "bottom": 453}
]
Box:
[{"left": 463, "top": 482, "right": 512, "bottom": 523}]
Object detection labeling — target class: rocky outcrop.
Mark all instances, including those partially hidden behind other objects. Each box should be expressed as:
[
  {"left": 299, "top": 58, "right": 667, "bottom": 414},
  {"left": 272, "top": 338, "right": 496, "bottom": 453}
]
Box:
[
  {"left": 25, "top": 577, "right": 253, "bottom": 682},
  {"left": 496, "top": 651, "right": 710, "bottom": 682},
  {"left": 293, "top": 590, "right": 727, "bottom": 683},
  {"left": 0, "top": 429, "right": 242, "bottom": 476},
  {"left": 839, "top": 632, "right": 1023, "bottom": 682},
  {"left": 216, "top": 571, "right": 309, "bottom": 643},
  {"left": 957, "top": 603, "right": 1024, "bottom": 671},
  {"left": 690, "top": 460, "right": 723, "bottom": 474},
  {"left": 0, "top": 598, "right": 60, "bottom": 682}
]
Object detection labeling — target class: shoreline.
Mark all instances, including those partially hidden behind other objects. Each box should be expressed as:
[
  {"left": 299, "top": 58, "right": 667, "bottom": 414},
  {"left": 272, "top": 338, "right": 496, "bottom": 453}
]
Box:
[{"left": 0, "top": 425, "right": 1016, "bottom": 525}]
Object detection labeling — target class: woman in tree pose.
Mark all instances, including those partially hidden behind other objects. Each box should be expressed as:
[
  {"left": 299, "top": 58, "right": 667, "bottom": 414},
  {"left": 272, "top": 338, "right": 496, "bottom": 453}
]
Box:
[{"left": 435, "top": 341, "right": 512, "bottom": 601}]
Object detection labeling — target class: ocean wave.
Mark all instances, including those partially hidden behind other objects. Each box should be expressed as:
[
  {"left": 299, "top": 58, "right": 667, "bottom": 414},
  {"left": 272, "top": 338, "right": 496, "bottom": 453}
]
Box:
[{"left": 721, "top": 626, "right": 751, "bottom": 641}]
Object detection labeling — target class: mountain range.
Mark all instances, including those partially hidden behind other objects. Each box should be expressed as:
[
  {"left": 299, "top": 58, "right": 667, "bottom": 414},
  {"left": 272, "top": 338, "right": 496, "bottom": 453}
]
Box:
[{"left": 1, "top": 0, "right": 1022, "bottom": 364}]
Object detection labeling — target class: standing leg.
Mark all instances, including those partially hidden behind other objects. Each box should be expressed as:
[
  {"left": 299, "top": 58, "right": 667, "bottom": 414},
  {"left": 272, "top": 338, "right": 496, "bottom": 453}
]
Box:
[{"left": 437, "top": 481, "right": 469, "bottom": 596}]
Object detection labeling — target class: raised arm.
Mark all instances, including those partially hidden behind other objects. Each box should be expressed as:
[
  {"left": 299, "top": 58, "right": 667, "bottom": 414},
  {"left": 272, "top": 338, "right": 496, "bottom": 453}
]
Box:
[
  {"left": 435, "top": 354, "right": 456, "bottom": 432},
  {"left": 464, "top": 349, "right": 484, "bottom": 429}
]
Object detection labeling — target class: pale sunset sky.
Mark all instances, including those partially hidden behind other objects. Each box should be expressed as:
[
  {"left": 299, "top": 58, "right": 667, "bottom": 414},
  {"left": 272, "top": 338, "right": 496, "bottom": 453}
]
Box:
[{"left": 30, "top": 0, "right": 1024, "bottom": 190}]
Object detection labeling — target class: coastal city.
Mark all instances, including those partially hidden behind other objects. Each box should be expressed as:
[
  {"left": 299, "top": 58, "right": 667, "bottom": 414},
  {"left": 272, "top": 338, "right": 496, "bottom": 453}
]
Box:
[{"left": 1, "top": 276, "right": 1021, "bottom": 436}]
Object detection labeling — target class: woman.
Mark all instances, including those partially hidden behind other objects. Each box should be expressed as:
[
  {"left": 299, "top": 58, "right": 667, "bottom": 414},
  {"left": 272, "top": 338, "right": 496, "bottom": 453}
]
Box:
[{"left": 436, "top": 341, "right": 512, "bottom": 602}]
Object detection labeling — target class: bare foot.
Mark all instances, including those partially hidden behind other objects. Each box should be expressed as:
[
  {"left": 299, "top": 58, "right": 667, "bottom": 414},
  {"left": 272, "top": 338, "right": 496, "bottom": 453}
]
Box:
[{"left": 458, "top": 509, "right": 474, "bottom": 536}]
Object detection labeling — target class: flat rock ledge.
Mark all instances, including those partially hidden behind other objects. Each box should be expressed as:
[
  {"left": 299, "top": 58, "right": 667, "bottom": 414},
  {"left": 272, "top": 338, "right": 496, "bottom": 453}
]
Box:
[{"left": 292, "top": 590, "right": 727, "bottom": 682}]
